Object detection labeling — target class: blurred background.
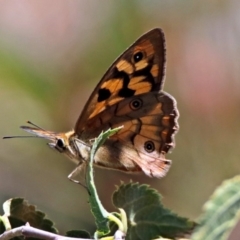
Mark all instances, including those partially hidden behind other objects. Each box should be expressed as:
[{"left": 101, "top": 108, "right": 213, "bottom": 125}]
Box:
[{"left": 0, "top": 0, "right": 240, "bottom": 238}]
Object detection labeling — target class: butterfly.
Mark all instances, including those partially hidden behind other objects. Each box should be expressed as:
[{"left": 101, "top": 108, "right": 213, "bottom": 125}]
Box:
[{"left": 9, "top": 28, "right": 179, "bottom": 178}]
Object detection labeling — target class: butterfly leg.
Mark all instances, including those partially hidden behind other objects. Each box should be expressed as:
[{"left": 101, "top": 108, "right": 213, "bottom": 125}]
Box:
[{"left": 68, "top": 162, "right": 89, "bottom": 191}]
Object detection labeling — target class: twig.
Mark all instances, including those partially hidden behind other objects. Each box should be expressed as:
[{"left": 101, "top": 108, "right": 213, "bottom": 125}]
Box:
[{"left": 0, "top": 224, "right": 93, "bottom": 240}]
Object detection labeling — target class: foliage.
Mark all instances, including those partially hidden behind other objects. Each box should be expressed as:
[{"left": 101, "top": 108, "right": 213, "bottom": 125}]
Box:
[
  {"left": 192, "top": 176, "right": 240, "bottom": 240},
  {"left": 113, "top": 182, "right": 194, "bottom": 240}
]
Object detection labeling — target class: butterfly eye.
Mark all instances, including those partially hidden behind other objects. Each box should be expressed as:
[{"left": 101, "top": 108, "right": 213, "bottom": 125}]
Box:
[
  {"left": 132, "top": 51, "right": 144, "bottom": 63},
  {"left": 144, "top": 141, "right": 155, "bottom": 153},
  {"left": 55, "top": 138, "right": 66, "bottom": 152},
  {"left": 129, "top": 98, "right": 143, "bottom": 110}
]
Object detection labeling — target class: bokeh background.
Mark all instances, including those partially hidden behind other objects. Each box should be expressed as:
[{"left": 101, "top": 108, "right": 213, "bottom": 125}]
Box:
[{"left": 0, "top": 1, "right": 240, "bottom": 239}]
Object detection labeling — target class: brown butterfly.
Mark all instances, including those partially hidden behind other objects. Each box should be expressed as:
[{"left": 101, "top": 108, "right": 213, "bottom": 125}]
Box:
[{"left": 7, "top": 28, "right": 179, "bottom": 178}]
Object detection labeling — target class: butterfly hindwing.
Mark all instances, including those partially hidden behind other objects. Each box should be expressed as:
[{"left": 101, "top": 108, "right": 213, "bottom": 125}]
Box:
[{"left": 82, "top": 91, "right": 179, "bottom": 177}]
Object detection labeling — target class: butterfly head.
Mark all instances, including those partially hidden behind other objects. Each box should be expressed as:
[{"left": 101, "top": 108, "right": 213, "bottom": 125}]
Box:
[{"left": 20, "top": 124, "right": 89, "bottom": 164}]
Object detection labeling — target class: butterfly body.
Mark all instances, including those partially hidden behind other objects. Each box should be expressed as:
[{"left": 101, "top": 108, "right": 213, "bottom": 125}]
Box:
[{"left": 20, "top": 28, "right": 179, "bottom": 178}]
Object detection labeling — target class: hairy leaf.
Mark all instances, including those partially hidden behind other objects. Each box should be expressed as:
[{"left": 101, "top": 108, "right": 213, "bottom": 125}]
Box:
[
  {"left": 2, "top": 198, "right": 57, "bottom": 234},
  {"left": 113, "top": 182, "right": 194, "bottom": 240},
  {"left": 192, "top": 175, "right": 240, "bottom": 240}
]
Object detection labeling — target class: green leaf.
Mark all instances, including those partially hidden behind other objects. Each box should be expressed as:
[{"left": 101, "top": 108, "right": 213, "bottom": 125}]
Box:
[
  {"left": 192, "top": 175, "right": 240, "bottom": 240},
  {"left": 113, "top": 182, "right": 194, "bottom": 240},
  {"left": 2, "top": 198, "right": 58, "bottom": 234},
  {"left": 90, "top": 127, "right": 123, "bottom": 161},
  {"left": 86, "top": 127, "right": 123, "bottom": 238}
]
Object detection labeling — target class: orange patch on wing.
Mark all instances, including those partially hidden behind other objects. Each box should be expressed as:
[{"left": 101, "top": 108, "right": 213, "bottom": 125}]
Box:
[
  {"left": 116, "top": 60, "right": 134, "bottom": 74},
  {"left": 101, "top": 78, "right": 124, "bottom": 102},
  {"left": 135, "top": 60, "right": 148, "bottom": 71},
  {"left": 162, "top": 116, "right": 171, "bottom": 127},
  {"left": 108, "top": 96, "right": 124, "bottom": 106},
  {"left": 150, "top": 64, "right": 159, "bottom": 77},
  {"left": 101, "top": 78, "right": 123, "bottom": 91},
  {"left": 134, "top": 81, "right": 152, "bottom": 94},
  {"left": 128, "top": 76, "right": 145, "bottom": 86},
  {"left": 162, "top": 116, "right": 170, "bottom": 120},
  {"left": 161, "top": 130, "right": 169, "bottom": 141},
  {"left": 89, "top": 101, "right": 106, "bottom": 119}
]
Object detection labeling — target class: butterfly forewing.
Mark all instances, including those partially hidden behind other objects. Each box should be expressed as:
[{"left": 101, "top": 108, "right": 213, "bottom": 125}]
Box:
[{"left": 75, "top": 28, "right": 166, "bottom": 134}]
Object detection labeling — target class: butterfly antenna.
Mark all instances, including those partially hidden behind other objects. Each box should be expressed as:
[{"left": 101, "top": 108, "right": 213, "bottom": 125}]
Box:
[
  {"left": 26, "top": 121, "right": 46, "bottom": 131},
  {"left": 3, "top": 121, "right": 46, "bottom": 139},
  {"left": 3, "top": 136, "right": 38, "bottom": 139}
]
